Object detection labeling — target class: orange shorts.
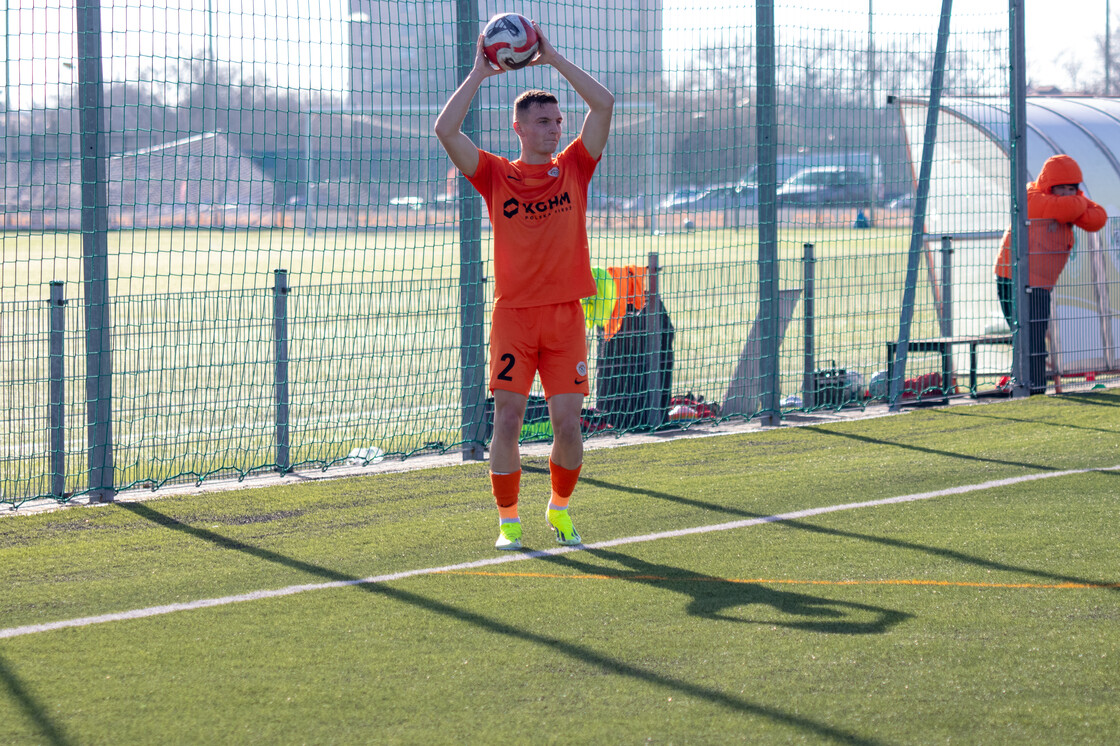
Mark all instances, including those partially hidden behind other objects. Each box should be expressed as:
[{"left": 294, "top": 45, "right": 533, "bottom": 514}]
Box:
[{"left": 489, "top": 301, "right": 589, "bottom": 398}]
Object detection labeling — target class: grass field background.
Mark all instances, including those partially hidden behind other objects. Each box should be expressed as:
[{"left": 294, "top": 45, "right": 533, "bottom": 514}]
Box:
[
  {"left": 3, "top": 225, "right": 962, "bottom": 504},
  {"left": 1, "top": 391, "right": 1116, "bottom": 743}
]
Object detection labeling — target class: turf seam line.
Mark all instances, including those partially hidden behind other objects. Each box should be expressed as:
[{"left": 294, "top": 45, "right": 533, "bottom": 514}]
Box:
[{"left": 2, "top": 464, "right": 1116, "bottom": 640}]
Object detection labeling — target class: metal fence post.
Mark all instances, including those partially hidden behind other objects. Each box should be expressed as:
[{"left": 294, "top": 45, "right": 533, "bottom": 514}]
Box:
[
  {"left": 939, "top": 236, "right": 954, "bottom": 339},
  {"left": 756, "top": 0, "right": 780, "bottom": 427},
  {"left": 273, "top": 269, "right": 291, "bottom": 473},
  {"left": 77, "top": 0, "right": 114, "bottom": 502},
  {"left": 49, "top": 282, "right": 67, "bottom": 498},
  {"left": 1009, "top": 0, "right": 1032, "bottom": 395},
  {"left": 802, "top": 244, "right": 816, "bottom": 409},
  {"left": 644, "top": 252, "right": 664, "bottom": 430},
  {"left": 457, "top": 0, "right": 486, "bottom": 461},
  {"left": 889, "top": 0, "right": 953, "bottom": 411}
]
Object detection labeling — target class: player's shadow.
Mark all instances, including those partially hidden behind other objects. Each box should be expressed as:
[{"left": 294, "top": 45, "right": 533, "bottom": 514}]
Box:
[{"left": 538, "top": 547, "right": 912, "bottom": 635}]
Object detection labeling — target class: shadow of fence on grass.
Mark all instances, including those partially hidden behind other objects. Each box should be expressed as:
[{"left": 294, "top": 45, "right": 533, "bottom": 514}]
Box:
[
  {"left": 806, "top": 426, "right": 1063, "bottom": 472},
  {"left": 0, "top": 653, "right": 74, "bottom": 746},
  {"left": 1048, "top": 392, "right": 1120, "bottom": 408},
  {"left": 118, "top": 502, "right": 886, "bottom": 746},
  {"left": 939, "top": 404, "right": 1120, "bottom": 433}
]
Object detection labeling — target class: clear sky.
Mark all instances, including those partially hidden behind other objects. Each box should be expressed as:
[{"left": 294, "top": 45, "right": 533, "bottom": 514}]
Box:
[
  {"left": 665, "top": 0, "right": 1111, "bottom": 90},
  {"left": 0, "top": 0, "right": 1111, "bottom": 109},
  {"left": 1022, "top": 0, "right": 1109, "bottom": 90}
]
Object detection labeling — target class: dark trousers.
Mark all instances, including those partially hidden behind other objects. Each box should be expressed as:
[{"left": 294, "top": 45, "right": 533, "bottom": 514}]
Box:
[{"left": 996, "top": 276, "right": 1051, "bottom": 394}]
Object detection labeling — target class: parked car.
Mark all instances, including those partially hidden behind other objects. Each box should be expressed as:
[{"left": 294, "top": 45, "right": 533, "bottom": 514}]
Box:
[
  {"left": 661, "top": 183, "right": 756, "bottom": 212},
  {"left": 616, "top": 194, "right": 645, "bottom": 213},
  {"left": 659, "top": 187, "right": 705, "bottom": 210},
  {"left": 887, "top": 192, "right": 914, "bottom": 210},
  {"left": 388, "top": 196, "right": 426, "bottom": 211},
  {"left": 695, "top": 183, "right": 758, "bottom": 210},
  {"left": 777, "top": 167, "right": 874, "bottom": 206}
]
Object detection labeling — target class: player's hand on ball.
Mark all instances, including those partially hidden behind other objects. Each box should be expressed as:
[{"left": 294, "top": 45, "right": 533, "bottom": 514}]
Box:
[
  {"left": 526, "top": 22, "right": 558, "bottom": 67},
  {"left": 474, "top": 34, "right": 505, "bottom": 76}
]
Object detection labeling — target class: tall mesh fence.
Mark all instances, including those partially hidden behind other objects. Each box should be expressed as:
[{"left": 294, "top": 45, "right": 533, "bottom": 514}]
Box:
[{"left": 1, "top": 2, "right": 1115, "bottom": 507}]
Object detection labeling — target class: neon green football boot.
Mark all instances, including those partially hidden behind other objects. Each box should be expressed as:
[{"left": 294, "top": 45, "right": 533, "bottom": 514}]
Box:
[
  {"left": 495, "top": 520, "right": 522, "bottom": 551},
  {"left": 546, "top": 507, "right": 582, "bottom": 546}
]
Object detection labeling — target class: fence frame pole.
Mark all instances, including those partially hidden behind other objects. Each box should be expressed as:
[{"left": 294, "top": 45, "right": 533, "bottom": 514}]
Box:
[
  {"left": 889, "top": 0, "right": 953, "bottom": 411},
  {"left": 76, "top": 0, "right": 114, "bottom": 502},
  {"left": 49, "top": 282, "right": 67, "bottom": 498},
  {"left": 644, "top": 252, "right": 664, "bottom": 430},
  {"left": 939, "top": 236, "right": 954, "bottom": 339},
  {"left": 756, "top": 0, "right": 780, "bottom": 427},
  {"left": 456, "top": 0, "right": 486, "bottom": 461},
  {"left": 802, "top": 244, "right": 816, "bottom": 410},
  {"left": 1009, "top": 0, "right": 1032, "bottom": 396},
  {"left": 273, "top": 269, "right": 291, "bottom": 473}
]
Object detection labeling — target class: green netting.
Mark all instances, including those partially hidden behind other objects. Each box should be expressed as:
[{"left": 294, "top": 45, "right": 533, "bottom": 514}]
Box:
[{"left": 2, "top": 2, "right": 1116, "bottom": 508}]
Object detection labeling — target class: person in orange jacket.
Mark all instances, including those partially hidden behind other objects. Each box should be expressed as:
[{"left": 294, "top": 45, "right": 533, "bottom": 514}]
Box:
[{"left": 994, "top": 154, "right": 1107, "bottom": 394}]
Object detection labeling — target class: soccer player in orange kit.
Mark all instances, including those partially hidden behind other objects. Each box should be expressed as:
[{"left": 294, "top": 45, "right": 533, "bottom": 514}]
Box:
[{"left": 434, "top": 22, "right": 613, "bottom": 550}]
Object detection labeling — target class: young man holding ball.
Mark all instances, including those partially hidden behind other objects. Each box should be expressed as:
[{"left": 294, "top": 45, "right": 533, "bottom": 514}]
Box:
[{"left": 434, "top": 22, "right": 613, "bottom": 550}]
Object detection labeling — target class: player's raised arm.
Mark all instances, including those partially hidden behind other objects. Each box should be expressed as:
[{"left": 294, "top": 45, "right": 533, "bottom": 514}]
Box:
[
  {"left": 529, "top": 23, "right": 614, "bottom": 160},
  {"left": 433, "top": 35, "right": 503, "bottom": 177}
]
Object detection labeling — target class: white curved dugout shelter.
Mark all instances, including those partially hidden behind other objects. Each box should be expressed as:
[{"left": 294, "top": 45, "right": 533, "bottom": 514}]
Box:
[{"left": 898, "top": 96, "right": 1120, "bottom": 378}]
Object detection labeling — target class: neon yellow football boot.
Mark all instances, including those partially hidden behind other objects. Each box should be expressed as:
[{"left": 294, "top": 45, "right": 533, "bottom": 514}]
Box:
[
  {"left": 495, "top": 520, "right": 522, "bottom": 551},
  {"left": 546, "top": 507, "right": 582, "bottom": 546}
]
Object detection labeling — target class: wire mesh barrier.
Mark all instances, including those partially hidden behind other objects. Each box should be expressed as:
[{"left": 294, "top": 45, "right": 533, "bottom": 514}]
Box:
[{"left": 2, "top": 2, "right": 1117, "bottom": 507}]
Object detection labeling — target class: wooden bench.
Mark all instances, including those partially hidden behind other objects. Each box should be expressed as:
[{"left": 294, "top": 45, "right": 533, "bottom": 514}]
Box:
[{"left": 886, "top": 334, "right": 1013, "bottom": 401}]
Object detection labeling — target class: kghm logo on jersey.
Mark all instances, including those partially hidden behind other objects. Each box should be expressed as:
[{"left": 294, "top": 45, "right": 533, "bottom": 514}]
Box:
[{"left": 503, "top": 191, "right": 573, "bottom": 221}]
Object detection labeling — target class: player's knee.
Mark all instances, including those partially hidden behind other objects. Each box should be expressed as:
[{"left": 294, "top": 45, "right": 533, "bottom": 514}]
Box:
[
  {"left": 550, "top": 413, "right": 582, "bottom": 446},
  {"left": 492, "top": 401, "right": 526, "bottom": 438}
]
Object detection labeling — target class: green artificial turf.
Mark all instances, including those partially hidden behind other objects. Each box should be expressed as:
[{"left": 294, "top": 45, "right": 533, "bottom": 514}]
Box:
[{"left": 0, "top": 391, "right": 1117, "bottom": 744}]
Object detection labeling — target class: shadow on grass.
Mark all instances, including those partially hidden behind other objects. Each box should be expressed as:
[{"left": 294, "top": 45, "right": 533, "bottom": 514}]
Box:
[
  {"left": 0, "top": 653, "right": 73, "bottom": 746},
  {"left": 552, "top": 470, "right": 1118, "bottom": 592},
  {"left": 1048, "top": 391, "right": 1120, "bottom": 408},
  {"left": 806, "top": 426, "right": 1059, "bottom": 471},
  {"left": 537, "top": 547, "right": 912, "bottom": 634},
  {"left": 937, "top": 404, "right": 1120, "bottom": 434},
  {"left": 118, "top": 502, "right": 884, "bottom": 746}
]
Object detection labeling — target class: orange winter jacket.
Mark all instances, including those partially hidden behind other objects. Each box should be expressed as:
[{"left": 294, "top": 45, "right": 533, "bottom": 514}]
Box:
[{"left": 995, "top": 154, "right": 1107, "bottom": 290}]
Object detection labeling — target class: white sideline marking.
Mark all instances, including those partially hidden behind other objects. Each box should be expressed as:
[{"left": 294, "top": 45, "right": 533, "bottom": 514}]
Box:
[{"left": 2, "top": 465, "right": 1116, "bottom": 640}]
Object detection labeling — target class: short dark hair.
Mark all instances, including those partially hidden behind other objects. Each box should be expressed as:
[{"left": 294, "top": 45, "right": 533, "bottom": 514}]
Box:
[{"left": 514, "top": 90, "right": 558, "bottom": 116}]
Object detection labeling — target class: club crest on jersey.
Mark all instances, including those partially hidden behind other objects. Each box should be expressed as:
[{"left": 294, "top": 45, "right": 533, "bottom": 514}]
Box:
[
  {"left": 576, "top": 361, "right": 587, "bottom": 376},
  {"left": 548, "top": 166, "right": 560, "bottom": 177}
]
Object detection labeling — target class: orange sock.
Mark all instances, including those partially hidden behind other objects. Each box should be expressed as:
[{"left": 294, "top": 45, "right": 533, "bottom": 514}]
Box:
[
  {"left": 548, "top": 459, "right": 581, "bottom": 510},
  {"left": 491, "top": 470, "right": 521, "bottom": 521}
]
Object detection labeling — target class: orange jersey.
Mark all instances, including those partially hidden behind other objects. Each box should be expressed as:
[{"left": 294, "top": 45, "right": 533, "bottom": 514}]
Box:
[{"left": 467, "top": 138, "right": 599, "bottom": 308}]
